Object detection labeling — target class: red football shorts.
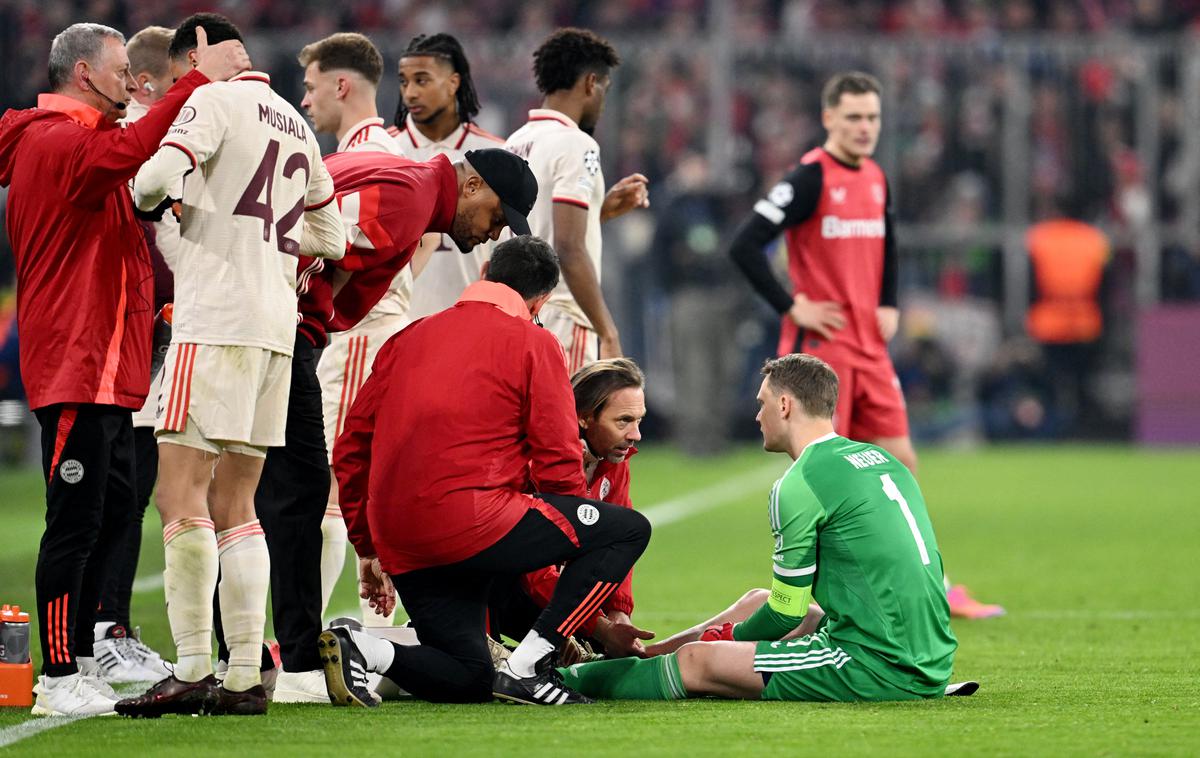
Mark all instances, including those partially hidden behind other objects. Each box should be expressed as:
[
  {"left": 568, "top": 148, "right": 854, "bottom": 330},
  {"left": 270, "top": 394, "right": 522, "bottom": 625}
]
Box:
[{"left": 785, "top": 336, "right": 910, "bottom": 441}]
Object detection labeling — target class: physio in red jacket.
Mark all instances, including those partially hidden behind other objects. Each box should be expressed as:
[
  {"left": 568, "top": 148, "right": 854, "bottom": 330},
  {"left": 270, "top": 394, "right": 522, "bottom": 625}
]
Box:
[
  {"left": 0, "top": 22, "right": 248, "bottom": 716},
  {"left": 492, "top": 358, "right": 655, "bottom": 660},
  {"left": 324, "top": 235, "right": 651, "bottom": 707}
]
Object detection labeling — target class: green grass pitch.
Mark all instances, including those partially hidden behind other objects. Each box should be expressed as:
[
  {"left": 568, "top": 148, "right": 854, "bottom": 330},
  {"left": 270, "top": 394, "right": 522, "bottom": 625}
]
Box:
[{"left": 1, "top": 445, "right": 1198, "bottom": 755}]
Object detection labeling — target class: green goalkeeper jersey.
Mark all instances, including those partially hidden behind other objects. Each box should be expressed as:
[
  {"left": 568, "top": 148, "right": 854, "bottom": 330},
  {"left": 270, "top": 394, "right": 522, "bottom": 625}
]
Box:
[{"left": 737, "top": 432, "right": 957, "bottom": 695}]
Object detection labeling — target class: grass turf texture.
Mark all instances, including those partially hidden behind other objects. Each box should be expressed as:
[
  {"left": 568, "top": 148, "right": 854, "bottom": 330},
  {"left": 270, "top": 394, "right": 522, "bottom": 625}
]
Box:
[{"left": 1, "top": 445, "right": 1198, "bottom": 756}]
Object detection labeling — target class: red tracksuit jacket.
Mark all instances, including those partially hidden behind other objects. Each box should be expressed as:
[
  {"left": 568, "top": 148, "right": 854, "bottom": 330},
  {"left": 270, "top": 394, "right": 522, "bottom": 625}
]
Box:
[
  {"left": 296, "top": 152, "right": 456, "bottom": 346},
  {"left": 333, "top": 280, "right": 586, "bottom": 575},
  {"left": 0, "top": 70, "right": 209, "bottom": 410}
]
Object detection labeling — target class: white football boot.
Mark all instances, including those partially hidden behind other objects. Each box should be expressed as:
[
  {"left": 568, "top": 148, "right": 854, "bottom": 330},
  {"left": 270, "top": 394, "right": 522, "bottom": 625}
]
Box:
[
  {"left": 30, "top": 673, "right": 118, "bottom": 717},
  {"left": 272, "top": 670, "right": 331, "bottom": 703}
]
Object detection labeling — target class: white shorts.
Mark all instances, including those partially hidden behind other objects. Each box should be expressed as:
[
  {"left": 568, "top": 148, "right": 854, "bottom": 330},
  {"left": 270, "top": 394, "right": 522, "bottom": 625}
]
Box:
[
  {"left": 317, "top": 314, "right": 408, "bottom": 461},
  {"left": 155, "top": 342, "right": 292, "bottom": 457},
  {"left": 539, "top": 303, "right": 596, "bottom": 377}
]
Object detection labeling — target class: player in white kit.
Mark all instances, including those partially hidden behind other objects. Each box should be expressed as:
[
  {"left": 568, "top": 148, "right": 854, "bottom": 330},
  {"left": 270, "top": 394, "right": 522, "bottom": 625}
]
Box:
[
  {"left": 116, "top": 14, "right": 346, "bottom": 718},
  {"left": 505, "top": 28, "right": 650, "bottom": 374},
  {"left": 311, "top": 33, "right": 504, "bottom": 626}
]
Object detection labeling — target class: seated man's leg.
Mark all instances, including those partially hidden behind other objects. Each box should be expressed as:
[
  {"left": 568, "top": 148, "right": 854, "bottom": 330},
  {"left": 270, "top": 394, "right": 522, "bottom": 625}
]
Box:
[
  {"left": 645, "top": 589, "right": 825, "bottom": 656},
  {"left": 558, "top": 641, "right": 764, "bottom": 700}
]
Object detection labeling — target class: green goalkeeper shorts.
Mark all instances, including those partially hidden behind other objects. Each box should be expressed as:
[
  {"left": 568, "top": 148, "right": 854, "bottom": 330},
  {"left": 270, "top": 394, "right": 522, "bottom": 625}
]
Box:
[{"left": 754, "top": 630, "right": 938, "bottom": 702}]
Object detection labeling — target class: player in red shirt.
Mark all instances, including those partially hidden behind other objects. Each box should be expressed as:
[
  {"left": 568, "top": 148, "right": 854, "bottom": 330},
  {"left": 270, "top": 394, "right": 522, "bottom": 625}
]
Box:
[
  {"left": 322, "top": 236, "right": 650, "bottom": 707},
  {"left": 489, "top": 358, "right": 655, "bottom": 662},
  {"left": 728, "top": 72, "right": 1002, "bottom": 620}
]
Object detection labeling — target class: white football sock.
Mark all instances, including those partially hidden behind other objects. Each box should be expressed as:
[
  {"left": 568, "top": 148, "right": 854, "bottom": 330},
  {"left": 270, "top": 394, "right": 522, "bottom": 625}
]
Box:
[
  {"left": 348, "top": 629, "right": 395, "bottom": 674},
  {"left": 217, "top": 520, "right": 271, "bottom": 692},
  {"left": 319, "top": 508, "right": 348, "bottom": 616},
  {"left": 162, "top": 517, "right": 218, "bottom": 682},
  {"left": 507, "top": 630, "right": 556, "bottom": 678}
]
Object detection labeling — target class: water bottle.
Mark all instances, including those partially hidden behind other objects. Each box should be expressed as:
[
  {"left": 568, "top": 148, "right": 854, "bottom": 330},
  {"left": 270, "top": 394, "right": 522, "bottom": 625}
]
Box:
[{"left": 0, "top": 605, "right": 30, "bottom": 664}]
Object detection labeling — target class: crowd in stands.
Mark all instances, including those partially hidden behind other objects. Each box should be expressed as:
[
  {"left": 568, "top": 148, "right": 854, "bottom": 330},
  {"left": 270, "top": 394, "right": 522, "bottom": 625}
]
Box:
[{"left": 2, "top": 0, "right": 1199, "bottom": 445}]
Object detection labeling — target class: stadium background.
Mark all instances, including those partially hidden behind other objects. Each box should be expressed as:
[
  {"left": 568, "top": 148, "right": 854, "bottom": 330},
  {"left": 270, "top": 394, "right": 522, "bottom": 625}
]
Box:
[
  {"left": 1, "top": 0, "right": 1199, "bottom": 454},
  {"left": 0, "top": 2, "right": 1198, "bottom": 754}
]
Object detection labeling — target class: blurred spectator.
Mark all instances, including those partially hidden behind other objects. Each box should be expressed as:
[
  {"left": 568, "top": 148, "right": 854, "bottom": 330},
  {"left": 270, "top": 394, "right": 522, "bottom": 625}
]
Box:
[
  {"left": 2, "top": 2, "right": 1199, "bottom": 448},
  {"left": 1025, "top": 218, "right": 1109, "bottom": 436},
  {"left": 650, "top": 151, "right": 741, "bottom": 455},
  {"left": 978, "top": 338, "right": 1061, "bottom": 440}
]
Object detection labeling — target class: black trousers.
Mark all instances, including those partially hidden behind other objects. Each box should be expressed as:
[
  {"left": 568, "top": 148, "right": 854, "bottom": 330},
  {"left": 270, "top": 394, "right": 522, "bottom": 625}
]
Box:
[
  {"left": 485, "top": 575, "right": 611, "bottom": 656},
  {"left": 384, "top": 494, "right": 650, "bottom": 703},
  {"left": 33, "top": 403, "right": 137, "bottom": 676},
  {"left": 215, "top": 333, "right": 328, "bottom": 672},
  {"left": 96, "top": 426, "right": 158, "bottom": 628}
]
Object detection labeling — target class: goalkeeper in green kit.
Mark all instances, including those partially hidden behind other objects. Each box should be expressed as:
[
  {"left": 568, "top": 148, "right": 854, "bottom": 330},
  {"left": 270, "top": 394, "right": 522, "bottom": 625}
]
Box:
[{"left": 558, "top": 354, "right": 965, "bottom": 702}]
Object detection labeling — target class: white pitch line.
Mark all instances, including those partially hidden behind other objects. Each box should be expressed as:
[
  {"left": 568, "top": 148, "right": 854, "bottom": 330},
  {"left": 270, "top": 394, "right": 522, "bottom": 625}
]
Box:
[
  {"left": 0, "top": 715, "right": 89, "bottom": 749},
  {"left": 639, "top": 462, "right": 782, "bottom": 528}
]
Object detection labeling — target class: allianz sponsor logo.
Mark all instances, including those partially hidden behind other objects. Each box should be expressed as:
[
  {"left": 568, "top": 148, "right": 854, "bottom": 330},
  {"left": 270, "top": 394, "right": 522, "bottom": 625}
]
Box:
[{"left": 821, "top": 215, "right": 885, "bottom": 239}]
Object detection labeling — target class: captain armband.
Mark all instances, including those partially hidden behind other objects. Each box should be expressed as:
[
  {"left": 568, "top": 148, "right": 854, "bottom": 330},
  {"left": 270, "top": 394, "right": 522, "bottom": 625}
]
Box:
[{"left": 767, "top": 576, "right": 812, "bottom": 619}]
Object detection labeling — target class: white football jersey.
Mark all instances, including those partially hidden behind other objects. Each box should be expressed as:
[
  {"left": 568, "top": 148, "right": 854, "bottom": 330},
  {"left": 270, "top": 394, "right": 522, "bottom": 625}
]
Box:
[
  {"left": 336, "top": 116, "right": 403, "bottom": 155},
  {"left": 141, "top": 72, "right": 335, "bottom": 356},
  {"left": 393, "top": 115, "right": 506, "bottom": 322},
  {"left": 505, "top": 108, "right": 605, "bottom": 328}
]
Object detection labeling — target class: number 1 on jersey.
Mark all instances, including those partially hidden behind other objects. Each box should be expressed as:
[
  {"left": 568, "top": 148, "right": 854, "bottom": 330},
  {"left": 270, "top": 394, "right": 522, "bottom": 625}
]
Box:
[{"left": 880, "top": 473, "right": 931, "bottom": 565}]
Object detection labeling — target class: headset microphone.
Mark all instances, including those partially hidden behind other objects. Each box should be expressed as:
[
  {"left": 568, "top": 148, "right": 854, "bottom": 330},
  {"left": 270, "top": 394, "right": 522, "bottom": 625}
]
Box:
[{"left": 83, "top": 76, "right": 127, "bottom": 112}]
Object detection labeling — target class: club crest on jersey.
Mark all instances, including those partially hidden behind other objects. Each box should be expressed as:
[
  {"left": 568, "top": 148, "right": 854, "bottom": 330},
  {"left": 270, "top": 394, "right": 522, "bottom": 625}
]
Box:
[
  {"left": 173, "top": 106, "right": 197, "bottom": 126},
  {"left": 577, "top": 504, "right": 600, "bottom": 526},
  {"left": 598, "top": 477, "right": 612, "bottom": 500},
  {"left": 583, "top": 149, "right": 600, "bottom": 176},
  {"left": 829, "top": 186, "right": 847, "bottom": 204},
  {"left": 768, "top": 181, "right": 794, "bottom": 208}
]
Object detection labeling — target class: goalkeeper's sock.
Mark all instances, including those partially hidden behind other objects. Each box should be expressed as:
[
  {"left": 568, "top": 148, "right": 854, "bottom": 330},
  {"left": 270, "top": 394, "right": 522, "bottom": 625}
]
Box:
[
  {"left": 162, "top": 518, "right": 218, "bottom": 682},
  {"left": 557, "top": 653, "right": 688, "bottom": 700}
]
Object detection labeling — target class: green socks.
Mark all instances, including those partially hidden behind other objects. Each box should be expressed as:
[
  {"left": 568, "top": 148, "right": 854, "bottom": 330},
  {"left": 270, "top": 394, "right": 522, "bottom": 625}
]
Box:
[{"left": 557, "top": 653, "right": 688, "bottom": 700}]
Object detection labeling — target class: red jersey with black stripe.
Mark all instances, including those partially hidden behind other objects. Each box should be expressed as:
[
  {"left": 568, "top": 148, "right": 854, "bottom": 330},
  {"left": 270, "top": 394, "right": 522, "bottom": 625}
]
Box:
[{"left": 744, "top": 149, "right": 897, "bottom": 359}]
